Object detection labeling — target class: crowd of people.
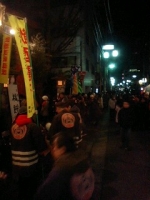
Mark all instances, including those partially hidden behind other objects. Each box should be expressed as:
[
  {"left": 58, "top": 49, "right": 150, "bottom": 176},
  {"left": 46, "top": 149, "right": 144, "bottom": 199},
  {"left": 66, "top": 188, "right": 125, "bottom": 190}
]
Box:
[
  {"left": 0, "top": 92, "right": 104, "bottom": 200},
  {"left": 1, "top": 90, "right": 150, "bottom": 199},
  {"left": 108, "top": 92, "right": 150, "bottom": 150}
]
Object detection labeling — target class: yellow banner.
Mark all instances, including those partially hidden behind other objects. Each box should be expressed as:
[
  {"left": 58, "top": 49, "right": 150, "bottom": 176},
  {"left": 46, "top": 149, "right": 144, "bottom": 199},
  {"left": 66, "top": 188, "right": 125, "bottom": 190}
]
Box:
[
  {"left": 8, "top": 15, "right": 35, "bottom": 117},
  {"left": 0, "top": 33, "right": 12, "bottom": 83}
]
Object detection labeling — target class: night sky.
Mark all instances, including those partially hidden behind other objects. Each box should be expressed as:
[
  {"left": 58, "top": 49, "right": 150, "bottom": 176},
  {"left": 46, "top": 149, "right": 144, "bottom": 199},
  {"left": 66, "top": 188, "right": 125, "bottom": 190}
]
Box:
[
  {"left": 1, "top": 0, "right": 150, "bottom": 83},
  {"left": 108, "top": 0, "right": 150, "bottom": 77}
]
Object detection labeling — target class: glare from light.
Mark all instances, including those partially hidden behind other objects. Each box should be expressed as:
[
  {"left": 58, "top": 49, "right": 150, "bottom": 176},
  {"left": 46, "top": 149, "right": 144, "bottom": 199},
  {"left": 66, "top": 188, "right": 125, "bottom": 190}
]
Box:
[
  {"left": 110, "top": 77, "right": 115, "bottom": 86},
  {"left": 139, "top": 80, "right": 143, "bottom": 85},
  {"left": 132, "top": 75, "right": 137, "bottom": 78},
  {"left": 10, "top": 29, "right": 15, "bottom": 35},
  {"left": 142, "top": 78, "right": 147, "bottom": 83},
  {"left": 103, "top": 52, "right": 109, "bottom": 58},
  {"left": 102, "top": 45, "right": 114, "bottom": 50},
  {"left": 112, "top": 50, "right": 118, "bottom": 57},
  {"left": 109, "top": 63, "right": 115, "bottom": 69}
]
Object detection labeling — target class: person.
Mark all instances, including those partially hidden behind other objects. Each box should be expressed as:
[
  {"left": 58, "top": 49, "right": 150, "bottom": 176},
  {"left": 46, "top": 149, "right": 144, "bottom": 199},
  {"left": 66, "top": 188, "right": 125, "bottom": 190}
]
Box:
[
  {"left": 87, "top": 94, "right": 101, "bottom": 125},
  {"left": 0, "top": 171, "right": 8, "bottom": 199},
  {"left": 118, "top": 99, "right": 133, "bottom": 150},
  {"left": 35, "top": 132, "right": 95, "bottom": 200},
  {"left": 40, "top": 95, "right": 50, "bottom": 126},
  {"left": 115, "top": 98, "right": 123, "bottom": 134},
  {"left": 108, "top": 94, "right": 117, "bottom": 121},
  {"left": 10, "top": 106, "right": 50, "bottom": 200},
  {"left": 47, "top": 101, "right": 81, "bottom": 146},
  {"left": 57, "top": 92, "right": 68, "bottom": 103}
]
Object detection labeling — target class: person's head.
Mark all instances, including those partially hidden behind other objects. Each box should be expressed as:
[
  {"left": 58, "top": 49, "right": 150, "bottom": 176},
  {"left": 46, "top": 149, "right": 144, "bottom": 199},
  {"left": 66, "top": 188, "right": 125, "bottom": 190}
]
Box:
[
  {"left": 18, "top": 106, "right": 27, "bottom": 114},
  {"left": 123, "top": 100, "right": 130, "bottom": 108},
  {"left": 70, "top": 163, "right": 95, "bottom": 200},
  {"left": 55, "top": 101, "right": 71, "bottom": 113},
  {"left": 42, "top": 95, "right": 49, "bottom": 101},
  {"left": 51, "top": 132, "right": 77, "bottom": 160},
  {"left": 59, "top": 92, "right": 65, "bottom": 99}
]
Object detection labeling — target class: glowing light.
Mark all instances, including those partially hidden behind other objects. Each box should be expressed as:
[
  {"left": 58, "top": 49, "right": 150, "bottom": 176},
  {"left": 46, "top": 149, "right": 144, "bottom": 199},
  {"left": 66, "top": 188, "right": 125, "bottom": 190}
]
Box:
[
  {"left": 10, "top": 29, "right": 15, "bottom": 35},
  {"left": 102, "top": 45, "right": 114, "bottom": 50},
  {"left": 109, "top": 63, "right": 115, "bottom": 69},
  {"left": 132, "top": 75, "right": 137, "bottom": 78},
  {"left": 103, "top": 52, "right": 109, "bottom": 58},
  {"left": 112, "top": 50, "right": 118, "bottom": 57}
]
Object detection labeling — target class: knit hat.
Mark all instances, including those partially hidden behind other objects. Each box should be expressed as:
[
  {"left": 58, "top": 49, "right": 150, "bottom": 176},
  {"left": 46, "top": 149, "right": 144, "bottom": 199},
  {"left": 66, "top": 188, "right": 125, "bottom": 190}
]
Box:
[{"left": 18, "top": 106, "right": 27, "bottom": 114}]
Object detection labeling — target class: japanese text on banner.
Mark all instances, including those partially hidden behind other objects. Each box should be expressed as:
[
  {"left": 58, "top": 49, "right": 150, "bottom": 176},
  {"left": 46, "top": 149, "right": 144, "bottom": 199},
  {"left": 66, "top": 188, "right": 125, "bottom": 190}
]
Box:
[
  {"left": 0, "top": 34, "right": 12, "bottom": 83},
  {"left": 8, "top": 15, "right": 35, "bottom": 117}
]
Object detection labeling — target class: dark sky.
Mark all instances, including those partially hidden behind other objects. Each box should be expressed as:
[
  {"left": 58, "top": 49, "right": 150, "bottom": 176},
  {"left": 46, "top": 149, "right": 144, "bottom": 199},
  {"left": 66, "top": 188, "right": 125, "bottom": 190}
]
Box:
[
  {"left": 110, "top": 0, "right": 150, "bottom": 47},
  {"left": 102, "top": 0, "right": 150, "bottom": 81}
]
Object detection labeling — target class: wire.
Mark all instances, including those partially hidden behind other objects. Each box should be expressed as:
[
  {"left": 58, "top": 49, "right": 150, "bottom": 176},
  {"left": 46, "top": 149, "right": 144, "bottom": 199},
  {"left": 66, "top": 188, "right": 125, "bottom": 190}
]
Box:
[{"left": 103, "top": 0, "right": 113, "bottom": 40}]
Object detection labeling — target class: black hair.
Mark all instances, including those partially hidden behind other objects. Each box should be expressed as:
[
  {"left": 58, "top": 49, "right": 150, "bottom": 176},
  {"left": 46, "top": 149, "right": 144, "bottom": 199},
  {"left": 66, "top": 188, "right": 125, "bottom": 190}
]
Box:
[{"left": 52, "top": 132, "right": 77, "bottom": 152}]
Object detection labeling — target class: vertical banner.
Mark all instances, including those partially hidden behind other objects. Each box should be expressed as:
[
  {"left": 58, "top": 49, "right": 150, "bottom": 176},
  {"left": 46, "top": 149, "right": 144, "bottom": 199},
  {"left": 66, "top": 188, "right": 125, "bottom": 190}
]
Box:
[
  {"left": 8, "top": 15, "right": 35, "bottom": 117},
  {"left": 8, "top": 83, "right": 20, "bottom": 122},
  {"left": 0, "top": 33, "right": 12, "bottom": 83},
  {"left": 72, "top": 73, "right": 78, "bottom": 94},
  {"left": 71, "top": 65, "right": 80, "bottom": 95},
  {"left": 78, "top": 80, "right": 82, "bottom": 93}
]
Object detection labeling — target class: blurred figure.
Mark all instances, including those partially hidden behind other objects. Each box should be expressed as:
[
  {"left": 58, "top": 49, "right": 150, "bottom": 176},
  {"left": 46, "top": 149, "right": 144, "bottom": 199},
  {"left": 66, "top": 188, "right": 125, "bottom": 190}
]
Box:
[
  {"left": 118, "top": 100, "right": 133, "bottom": 150},
  {"left": 35, "top": 132, "right": 95, "bottom": 200},
  {"left": 47, "top": 101, "right": 81, "bottom": 146},
  {"left": 87, "top": 94, "right": 101, "bottom": 125},
  {"left": 115, "top": 98, "right": 123, "bottom": 134},
  {"left": 108, "top": 95, "right": 116, "bottom": 121},
  {"left": 40, "top": 95, "right": 50, "bottom": 126},
  {"left": 57, "top": 92, "right": 68, "bottom": 103}
]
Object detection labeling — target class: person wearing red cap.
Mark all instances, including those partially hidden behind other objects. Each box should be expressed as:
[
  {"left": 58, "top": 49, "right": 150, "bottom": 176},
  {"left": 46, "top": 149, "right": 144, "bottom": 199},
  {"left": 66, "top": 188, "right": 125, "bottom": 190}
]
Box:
[{"left": 10, "top": 106, "right": 50, "bottom": 200}]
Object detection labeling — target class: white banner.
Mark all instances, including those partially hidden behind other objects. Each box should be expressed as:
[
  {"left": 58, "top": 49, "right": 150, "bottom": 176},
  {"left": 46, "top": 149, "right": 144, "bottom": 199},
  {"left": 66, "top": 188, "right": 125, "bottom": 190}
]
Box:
[{"left": 8, "top": 83, "right": 20, "bottom": 121}]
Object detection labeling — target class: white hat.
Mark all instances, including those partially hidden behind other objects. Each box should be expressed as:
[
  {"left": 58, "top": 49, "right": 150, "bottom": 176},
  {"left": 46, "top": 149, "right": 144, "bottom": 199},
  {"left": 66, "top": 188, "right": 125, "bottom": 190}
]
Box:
[
  {"left": 45, "top": 122, "right": 51, "bottom": 131},
  {"left": 42, "top": 95, "right": 49, "bottom": 100}
]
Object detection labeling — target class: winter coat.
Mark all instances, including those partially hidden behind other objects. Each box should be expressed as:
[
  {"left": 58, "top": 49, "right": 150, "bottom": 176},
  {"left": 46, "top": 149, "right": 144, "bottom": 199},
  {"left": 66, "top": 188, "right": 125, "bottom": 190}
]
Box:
[{"left": 118, "top": 107, "right": 133, "bottom": 129}]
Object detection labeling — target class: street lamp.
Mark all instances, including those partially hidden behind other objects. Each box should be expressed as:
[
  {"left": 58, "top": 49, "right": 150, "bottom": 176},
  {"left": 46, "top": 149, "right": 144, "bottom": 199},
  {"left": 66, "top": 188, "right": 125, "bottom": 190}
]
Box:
[
  {"left": 112, "top": 50, "right": 118, "bottom": 57},
  {"left": 102, "top": 44, "right": 119, "bottom": 91},
  {"left": 109, "top": 63, "right": 115, "bottom": 69}
]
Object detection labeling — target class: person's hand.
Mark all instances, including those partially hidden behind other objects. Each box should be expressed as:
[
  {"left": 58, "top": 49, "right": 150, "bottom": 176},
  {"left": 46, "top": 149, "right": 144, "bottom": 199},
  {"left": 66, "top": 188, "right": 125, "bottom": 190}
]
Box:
[{"left": 0, "top": 171, "right": 7, "bottom": 180}]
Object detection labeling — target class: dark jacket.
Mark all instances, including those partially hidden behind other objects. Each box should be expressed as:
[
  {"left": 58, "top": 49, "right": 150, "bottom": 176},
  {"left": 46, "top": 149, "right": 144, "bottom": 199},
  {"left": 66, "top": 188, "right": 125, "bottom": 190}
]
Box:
[
  {"left": 11, "top": 114, "right": 47, "bottom": 177},
  {"left": 35, "top": 150, "right": 94, "bottom": 200},
  {"left": 47, "top": 110, "right": 80, "bottom": 142},
  {"left": 118, "top": 107, "right": 133, "bottom": 129}
]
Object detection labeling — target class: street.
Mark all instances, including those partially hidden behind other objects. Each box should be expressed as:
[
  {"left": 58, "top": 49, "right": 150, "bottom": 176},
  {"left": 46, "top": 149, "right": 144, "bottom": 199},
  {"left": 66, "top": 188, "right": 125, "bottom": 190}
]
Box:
[
  {"left": 85, "top": 109, "right": 150, "bottom": 200},
  {"left": 1, "top": 108, "right": 150, "bottom": 200}
]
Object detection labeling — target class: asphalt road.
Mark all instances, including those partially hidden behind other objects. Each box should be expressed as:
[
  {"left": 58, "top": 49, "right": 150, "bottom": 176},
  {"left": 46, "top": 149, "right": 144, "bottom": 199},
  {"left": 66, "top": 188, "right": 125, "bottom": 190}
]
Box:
[
  {"left": 1, "top": 108, "right": 150, "bottom": 200},
  {"left": 85, "top": 109, "right": 150, "bottom": 200}
]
